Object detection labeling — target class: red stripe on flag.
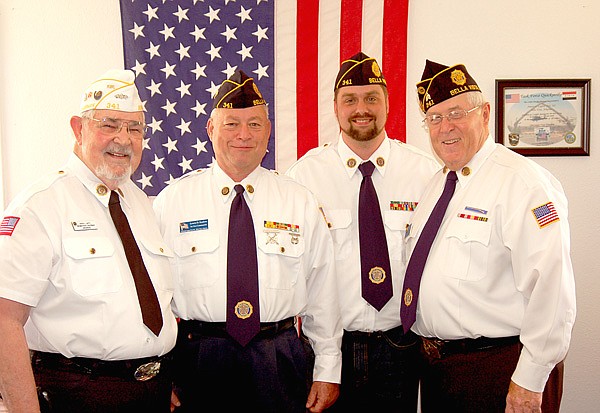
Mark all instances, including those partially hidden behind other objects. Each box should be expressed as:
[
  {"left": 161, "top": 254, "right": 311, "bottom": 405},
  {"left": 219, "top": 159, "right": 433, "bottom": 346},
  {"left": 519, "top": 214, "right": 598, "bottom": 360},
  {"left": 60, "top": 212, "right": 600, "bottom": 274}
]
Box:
[
  {"left": 340, "top": 0, "right": 363, "bottom": 61},
  {"left": 382, "top": 0, "right": 409, "bottom": 142},
  {"left": 296, "top": 0, "right": 320, "bottom": 159}
]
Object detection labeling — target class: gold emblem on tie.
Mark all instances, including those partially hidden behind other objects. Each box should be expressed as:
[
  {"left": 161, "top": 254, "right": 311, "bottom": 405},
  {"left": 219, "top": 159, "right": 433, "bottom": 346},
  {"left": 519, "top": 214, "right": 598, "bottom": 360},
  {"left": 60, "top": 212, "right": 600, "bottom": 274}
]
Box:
[
  {"left": 376, "top": 157, "right": 385, "bottom": 167},
  {"left": 96, "top": 184, "right": 108, "bottom": 196},
  {"left": 234, "top": 300, "right": 254, "bottom": 319},
  {"left": 221, "top": 187, "right": 230, "bottom": 196},
  {"left": 368, "top": 266, "right": 386, "bottom": 284},
  {"left": 347, "top": 158, "right": 357, "bottom": 168},
  {"left": 404, "top": 288, "right": 413, "bottom": 307}
]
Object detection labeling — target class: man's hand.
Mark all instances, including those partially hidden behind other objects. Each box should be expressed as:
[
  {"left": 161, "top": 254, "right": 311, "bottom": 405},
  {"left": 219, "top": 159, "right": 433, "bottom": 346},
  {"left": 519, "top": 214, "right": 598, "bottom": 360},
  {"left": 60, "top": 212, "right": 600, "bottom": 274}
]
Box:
[
  {"left": 305, "top": 381, "right": 339, "bottom": 413},
  {"left": 170, "top": 389, "right": 181, "bottom": 412},
  {"left": 505, "top": 380, "right": 542, "bottom": 413}
]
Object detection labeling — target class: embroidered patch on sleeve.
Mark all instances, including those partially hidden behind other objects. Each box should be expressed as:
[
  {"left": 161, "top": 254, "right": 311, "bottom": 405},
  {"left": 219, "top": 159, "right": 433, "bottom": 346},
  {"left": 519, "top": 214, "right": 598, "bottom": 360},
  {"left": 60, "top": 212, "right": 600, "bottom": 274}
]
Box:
[
  {"left": 0, "top": 216, "right": 20, "bottom": 236},
  {"left": 531, "top": 202, "right": 560, "bottom": 228}
]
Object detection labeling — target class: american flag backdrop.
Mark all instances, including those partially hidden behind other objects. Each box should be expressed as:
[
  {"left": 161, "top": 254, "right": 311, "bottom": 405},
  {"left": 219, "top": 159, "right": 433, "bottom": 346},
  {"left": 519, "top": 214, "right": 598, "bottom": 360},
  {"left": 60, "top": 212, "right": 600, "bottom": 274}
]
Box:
[{"left": 120, "top": 0, "right": 409, "bottom": 196}]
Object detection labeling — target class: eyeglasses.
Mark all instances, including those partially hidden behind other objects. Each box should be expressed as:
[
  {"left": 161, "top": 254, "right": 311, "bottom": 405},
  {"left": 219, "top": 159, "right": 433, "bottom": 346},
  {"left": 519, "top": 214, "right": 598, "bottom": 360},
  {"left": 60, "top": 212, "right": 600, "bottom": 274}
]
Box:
[
  {"left": 423, "top": 105, "right": 482, "bottom": 128},
  {"left": 86, "top": 117, "right": 147, "bottom": 137}
]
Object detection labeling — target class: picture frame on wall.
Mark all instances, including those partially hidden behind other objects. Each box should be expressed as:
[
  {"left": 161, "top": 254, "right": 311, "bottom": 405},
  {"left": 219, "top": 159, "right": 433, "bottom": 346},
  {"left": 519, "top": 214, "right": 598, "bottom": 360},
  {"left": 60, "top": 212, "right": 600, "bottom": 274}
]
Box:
[{"left": 495, "top": 79, "right": 590, "bottom": 156}]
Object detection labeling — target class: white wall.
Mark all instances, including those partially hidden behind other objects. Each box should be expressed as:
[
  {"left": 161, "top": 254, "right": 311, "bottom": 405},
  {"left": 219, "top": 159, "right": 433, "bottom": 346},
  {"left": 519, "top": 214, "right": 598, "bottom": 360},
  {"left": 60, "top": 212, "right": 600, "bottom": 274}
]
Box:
[{"left": 1, "top": 1, "right": 598, "bottom": 411}]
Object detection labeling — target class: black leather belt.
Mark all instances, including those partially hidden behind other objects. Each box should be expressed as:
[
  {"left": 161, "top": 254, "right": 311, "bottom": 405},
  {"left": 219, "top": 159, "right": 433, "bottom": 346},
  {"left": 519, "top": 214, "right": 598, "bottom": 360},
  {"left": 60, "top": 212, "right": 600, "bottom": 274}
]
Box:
[
  {"left": 343, "top": 324, "right": 406, "bottom": 339},
  {"left": 421, "top": 335, "right": 520, "bottom": 359},
  {"left": 179, "top": 317, "right": 296, "bottom": 339},
  {"left": 30, "top": 350, "right": 170, "bottom": 381}
]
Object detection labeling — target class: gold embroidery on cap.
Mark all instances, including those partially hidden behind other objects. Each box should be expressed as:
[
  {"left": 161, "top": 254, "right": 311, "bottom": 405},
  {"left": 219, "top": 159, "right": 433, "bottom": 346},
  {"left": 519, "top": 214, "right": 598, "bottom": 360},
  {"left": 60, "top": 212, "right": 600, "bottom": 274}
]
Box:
[
  {"left": 372, "top": 61, "right": 382, "bottom": 77},
  {"left": 451, "top": 69, "right": 467, "bottom": 86}
]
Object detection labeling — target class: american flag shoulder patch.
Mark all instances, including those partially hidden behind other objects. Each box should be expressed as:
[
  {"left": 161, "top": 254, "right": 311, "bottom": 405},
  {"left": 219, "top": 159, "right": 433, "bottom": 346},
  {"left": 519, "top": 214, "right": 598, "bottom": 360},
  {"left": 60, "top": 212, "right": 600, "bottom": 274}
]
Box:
[
  {"left": 0, "top": 216, "right": 20, "bottom": 236},
  {"left": 531, "top": 202, "right": 560, "bottom": 228}
]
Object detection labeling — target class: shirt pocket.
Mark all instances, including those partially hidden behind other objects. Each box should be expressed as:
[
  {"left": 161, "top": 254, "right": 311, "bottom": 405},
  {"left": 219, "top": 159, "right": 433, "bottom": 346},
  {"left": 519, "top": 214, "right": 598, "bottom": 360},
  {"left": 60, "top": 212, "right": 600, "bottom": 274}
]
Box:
[
  {"left": 384, "top": 210, "right": 410, "bottom": 261},
  {"left": 257, "top": 230, "right": 304, "bottom": 290},
  {"left": 173, "top": 230, "right": 219, "bottom": 289},
  {"left": 326, "top": 209, "right": 353, "bottom": 260},
  {"left": 442, "top": 216, "right": 492, "bottom": 281},
  {"left": 64, "top": 236, "right": 122, "bottom": 296},
  {"left": 137, "top": 237, "right": 175, "bottom": 292}
]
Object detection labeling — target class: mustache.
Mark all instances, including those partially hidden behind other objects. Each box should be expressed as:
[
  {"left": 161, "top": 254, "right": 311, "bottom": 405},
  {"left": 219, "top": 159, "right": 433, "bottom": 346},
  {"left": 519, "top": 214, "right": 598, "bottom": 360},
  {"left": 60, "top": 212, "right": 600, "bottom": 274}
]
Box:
[{"left": 104, "top": 143, "right": 133, "bottom": 156}]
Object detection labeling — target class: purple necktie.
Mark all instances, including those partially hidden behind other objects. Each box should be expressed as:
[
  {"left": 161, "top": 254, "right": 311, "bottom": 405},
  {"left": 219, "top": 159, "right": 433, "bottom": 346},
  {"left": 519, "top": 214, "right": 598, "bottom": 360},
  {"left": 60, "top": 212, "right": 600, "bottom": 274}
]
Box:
[
  {"left": 358, "top": 161, "right": 393, "bottom": 311},
  {"left": 226, "top": 184, "right": 260, "bottom": 346},
  {"left": 401, "top": 171, "right": 458, "bottom": 333},
  {"left": 109, "top": 191, "right": 163, "bottom": 336}
]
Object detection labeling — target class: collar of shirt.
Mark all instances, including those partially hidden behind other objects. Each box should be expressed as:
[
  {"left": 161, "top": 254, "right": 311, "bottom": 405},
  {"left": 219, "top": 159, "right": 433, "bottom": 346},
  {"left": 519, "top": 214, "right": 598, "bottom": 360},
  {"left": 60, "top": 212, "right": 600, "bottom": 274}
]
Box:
[
  {"left": 211, "top": 162, "right": 264, "bottom": 205},
  {"left": 65, "top": 153, "right": 134, "bottom": 209},
  {"left": 336, "top": 132, "right": 391, "bottom": 180},
  {"left": 452, "top": 136, "right": 496, "bottom": 187}
]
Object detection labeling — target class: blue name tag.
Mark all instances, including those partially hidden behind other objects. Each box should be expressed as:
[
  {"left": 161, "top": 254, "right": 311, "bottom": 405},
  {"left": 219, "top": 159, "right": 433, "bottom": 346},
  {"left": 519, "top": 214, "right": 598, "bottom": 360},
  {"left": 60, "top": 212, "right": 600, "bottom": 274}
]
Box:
[{"left": 179, "top": 219, "right": 209, "bottom": 233}]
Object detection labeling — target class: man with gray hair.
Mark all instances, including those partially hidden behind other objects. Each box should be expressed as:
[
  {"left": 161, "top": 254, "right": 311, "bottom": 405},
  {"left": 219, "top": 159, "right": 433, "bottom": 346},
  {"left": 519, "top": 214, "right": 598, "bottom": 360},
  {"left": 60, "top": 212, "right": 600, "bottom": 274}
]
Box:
[{"left": 0, "top": 69, "right": 177, "bottom": 412}]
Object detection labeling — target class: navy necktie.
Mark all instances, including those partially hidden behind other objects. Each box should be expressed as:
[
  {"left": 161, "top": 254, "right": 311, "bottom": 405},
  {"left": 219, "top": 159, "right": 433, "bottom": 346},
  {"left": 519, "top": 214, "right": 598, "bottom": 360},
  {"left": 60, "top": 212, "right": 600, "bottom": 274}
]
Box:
[
  {"left": 358, "top": 161, "right": 393, "bottom": 311},
  {"left": 401, "top": 171, "right": 458, "bottom": 333},
  {"left": 226, "top": 184, "right": 260, "bottom": 346},
  {"left": 109, "top": 191, "right": 163, "bottom": 336}
]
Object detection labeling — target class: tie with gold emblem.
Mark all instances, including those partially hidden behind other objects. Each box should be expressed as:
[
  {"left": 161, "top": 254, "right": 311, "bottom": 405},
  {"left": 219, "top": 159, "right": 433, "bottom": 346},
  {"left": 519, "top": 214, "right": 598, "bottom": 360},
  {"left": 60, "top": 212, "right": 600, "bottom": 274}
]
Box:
[
  {"left": 226, "top": 184, "right": 260, "bottom": 346},
  {"left": 108, "top": 190, "right": 163, "bottom": 336},
  {"left": 358, "top": 161, "right": 393, "bottom": 311},
  {"left": 401, "top": 171, "right": 458, "bottom": 333}
]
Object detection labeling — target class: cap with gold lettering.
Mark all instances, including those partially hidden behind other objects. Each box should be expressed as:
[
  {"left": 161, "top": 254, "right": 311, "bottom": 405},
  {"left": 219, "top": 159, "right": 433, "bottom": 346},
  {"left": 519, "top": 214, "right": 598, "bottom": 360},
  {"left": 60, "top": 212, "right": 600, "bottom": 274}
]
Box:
[
  {"left": 416, "top": 60, "right": 480, "bottom": 113},
  {"left": 80, "top": 69, "right": 143, "bottom": 113},
  {"left": 334, "top": 52, "right": 386, "bottom": 92},
  {"left": 213, "top": 70, "right": 266, "bottom": 109}
]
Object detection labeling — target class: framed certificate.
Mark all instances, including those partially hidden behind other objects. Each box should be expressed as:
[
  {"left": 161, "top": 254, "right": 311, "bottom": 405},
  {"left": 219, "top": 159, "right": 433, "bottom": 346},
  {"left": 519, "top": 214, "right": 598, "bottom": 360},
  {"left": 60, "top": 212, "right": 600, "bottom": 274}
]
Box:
[{"left": 495, "top": 79, "right": 590, "bottom": 156}]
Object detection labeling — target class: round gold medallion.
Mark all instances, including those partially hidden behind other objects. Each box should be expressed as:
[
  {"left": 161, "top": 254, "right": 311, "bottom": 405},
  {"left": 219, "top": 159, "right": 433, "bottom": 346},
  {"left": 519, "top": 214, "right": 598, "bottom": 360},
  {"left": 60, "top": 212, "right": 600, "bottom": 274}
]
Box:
[
  {"left": 347, "top": 158, "right": 357, "bottom": 168},
  {"left": 461, "top": 167, "right": 471, "bottom": 176},
  {"left": 404, "top": 288, "right": 413, "bottom": 307},
  {"left": 221, "top": 187, "right": 230, "bottom": 196},
  {"left": 96, "top": 184, "right": 108, "bottom": 196},
  {"left": 368, "top": 267, "right": 386, "bottom": 284},
  {"left": 234, "top": 300, "right": 254, "bottom": 319},
  {"left": 376, "top": 157, "right": 385, "bottom": 167},
  {"left": 246, "top": 184, "right": 254, "bottom": 194}
]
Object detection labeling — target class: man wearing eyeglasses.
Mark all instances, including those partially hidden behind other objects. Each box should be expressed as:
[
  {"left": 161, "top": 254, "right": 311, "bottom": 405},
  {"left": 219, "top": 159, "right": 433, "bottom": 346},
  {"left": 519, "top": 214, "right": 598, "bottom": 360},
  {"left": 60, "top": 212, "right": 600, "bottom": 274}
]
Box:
[
  {"left": 403, "top": 60, "right": 576, "bottom": 412},
  {"left": 0, "top": 69, "right": 177, "bottom": 412}
]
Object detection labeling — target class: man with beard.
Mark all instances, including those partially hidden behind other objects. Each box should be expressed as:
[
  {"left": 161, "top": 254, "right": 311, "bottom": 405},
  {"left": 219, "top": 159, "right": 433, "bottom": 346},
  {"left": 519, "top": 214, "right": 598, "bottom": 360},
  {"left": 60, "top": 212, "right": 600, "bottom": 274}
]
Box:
[
  {"left": 0, "top": 69, "right": 177, "bottom": 412},
  {"left": 286, "top": 52, "right": 439, "bottom": 412}
]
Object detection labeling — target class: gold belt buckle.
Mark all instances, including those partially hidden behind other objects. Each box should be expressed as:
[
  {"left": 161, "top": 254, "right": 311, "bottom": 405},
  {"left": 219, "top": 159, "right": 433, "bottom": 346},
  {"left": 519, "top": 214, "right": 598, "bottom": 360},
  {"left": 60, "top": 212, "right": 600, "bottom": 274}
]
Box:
[
  {"left": 134, "top": 361, "right": 161, "bottom": 381},
  {"left": 422, "top": 338, "right": 444, "bottom": 359}
]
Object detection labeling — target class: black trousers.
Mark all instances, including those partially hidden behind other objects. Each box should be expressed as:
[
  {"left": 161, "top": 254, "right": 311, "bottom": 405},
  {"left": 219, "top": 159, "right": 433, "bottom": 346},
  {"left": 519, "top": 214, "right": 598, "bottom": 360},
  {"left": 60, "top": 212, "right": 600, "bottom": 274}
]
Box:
[
  {"left": 420, "top": 340, "right": 564, "bottom": 413},
  {"left": 174, "top": 319, "right": 314, "bottom": 413},
  {"left": 31, "top": 352, "right": 173, "bottom": 413},
  {"left": 327, "top": 327, "right": 420, "bottom": 413}
]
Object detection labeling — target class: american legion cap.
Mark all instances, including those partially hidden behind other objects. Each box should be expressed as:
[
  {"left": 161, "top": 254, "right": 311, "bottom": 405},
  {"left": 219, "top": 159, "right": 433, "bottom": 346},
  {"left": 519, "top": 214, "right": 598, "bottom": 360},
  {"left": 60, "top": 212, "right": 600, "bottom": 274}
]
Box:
[
  {"left": 416, "top": 60, "right": 480, "bottom": 113},
  {"left": 80, "top": 69, "right": 143, "bottom": 113},
  {"left": 334, "top": 51, "right": 386, "bottom": 92},
  {"left": 213, "top": 70, "right": 266, "bottom": 109}
]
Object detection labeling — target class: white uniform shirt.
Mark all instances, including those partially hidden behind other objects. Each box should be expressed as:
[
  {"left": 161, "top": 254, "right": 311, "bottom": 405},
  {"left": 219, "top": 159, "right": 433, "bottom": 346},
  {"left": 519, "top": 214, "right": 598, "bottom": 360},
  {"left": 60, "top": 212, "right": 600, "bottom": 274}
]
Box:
[
  {"left": 0, "top": 154, "right": 177, "bottom": 360},
  {"left": 153, "top": 164, "right": 343, "bottom": 383},
  {"left": 286, "top": 135, "right": 439, "bottom": 332},
  {"left": 405, "top": 138, "right": 576, "bottom": 392}
]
